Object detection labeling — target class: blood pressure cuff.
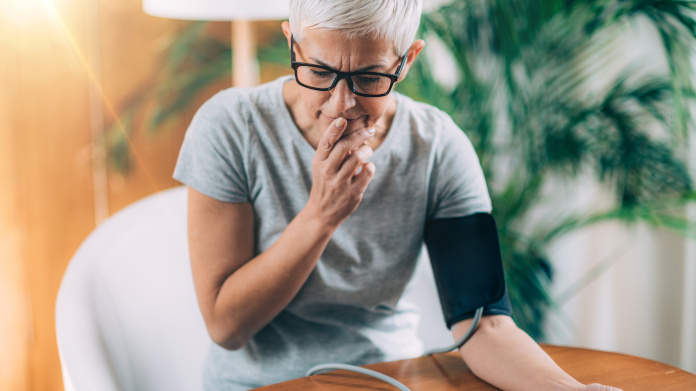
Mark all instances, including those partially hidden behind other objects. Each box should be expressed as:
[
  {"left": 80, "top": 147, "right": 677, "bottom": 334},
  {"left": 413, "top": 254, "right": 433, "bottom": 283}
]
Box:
[{"left": 424, "top": 212, "right": 512, "bottom": 329}]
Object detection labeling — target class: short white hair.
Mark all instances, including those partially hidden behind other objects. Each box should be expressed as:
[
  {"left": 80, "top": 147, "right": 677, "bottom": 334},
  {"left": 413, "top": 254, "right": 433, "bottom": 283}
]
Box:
[{"left": 289, "top": 0, "right": 422, "bottom": 55}]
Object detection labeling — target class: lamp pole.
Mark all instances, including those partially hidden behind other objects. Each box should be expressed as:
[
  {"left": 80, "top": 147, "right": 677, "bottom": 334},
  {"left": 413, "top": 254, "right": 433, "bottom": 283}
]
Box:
[{"left": 232, "top": 20, "right": 257, "bottom": 87}]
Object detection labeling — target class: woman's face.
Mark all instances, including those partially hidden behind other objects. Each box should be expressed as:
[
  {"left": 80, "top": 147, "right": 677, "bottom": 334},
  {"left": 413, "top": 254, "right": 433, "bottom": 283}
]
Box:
[{"left": 281, "top": 22, "right": 423, "bottom": 136}]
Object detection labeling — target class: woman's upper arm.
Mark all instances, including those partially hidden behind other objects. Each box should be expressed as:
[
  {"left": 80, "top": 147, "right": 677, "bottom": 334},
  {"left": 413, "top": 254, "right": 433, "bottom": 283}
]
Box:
[{"left": 186, "top": 186, "right": 254, "bottom": 327}]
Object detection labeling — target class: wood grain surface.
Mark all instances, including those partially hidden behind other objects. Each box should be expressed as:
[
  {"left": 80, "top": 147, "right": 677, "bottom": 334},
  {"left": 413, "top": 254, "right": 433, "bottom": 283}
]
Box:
[{"left": 254, "top": 345, "right": 696, "bottom": 390}]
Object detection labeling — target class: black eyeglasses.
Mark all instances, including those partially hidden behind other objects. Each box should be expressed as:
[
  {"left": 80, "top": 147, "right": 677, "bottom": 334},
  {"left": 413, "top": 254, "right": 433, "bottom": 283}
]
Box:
[{"left": 290, "top": 35, "right": 408, "bottom": 97}]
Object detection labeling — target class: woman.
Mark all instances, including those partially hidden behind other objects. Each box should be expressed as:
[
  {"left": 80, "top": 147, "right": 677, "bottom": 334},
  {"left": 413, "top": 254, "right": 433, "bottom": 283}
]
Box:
[{"left": 174, "top": 0, "right": 621, "bottom": 390}]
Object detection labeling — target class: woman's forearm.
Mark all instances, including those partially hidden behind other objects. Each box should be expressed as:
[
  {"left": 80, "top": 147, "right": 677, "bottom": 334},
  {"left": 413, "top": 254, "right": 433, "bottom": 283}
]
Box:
[
  {"left": 454, "top": 315, "right": 584, "bottom": 391},
  {"left": 209, "top": 207, "right": 336, "bottom": 350}
]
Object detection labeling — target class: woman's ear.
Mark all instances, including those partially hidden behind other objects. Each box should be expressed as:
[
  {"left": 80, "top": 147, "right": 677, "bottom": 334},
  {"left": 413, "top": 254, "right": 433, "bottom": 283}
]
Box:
[
  {"left": 398, "top": 39, "right": 426, "bottom": 82},
  {"left": 281, "top": 21, "right": 292, "bottom": 48}
]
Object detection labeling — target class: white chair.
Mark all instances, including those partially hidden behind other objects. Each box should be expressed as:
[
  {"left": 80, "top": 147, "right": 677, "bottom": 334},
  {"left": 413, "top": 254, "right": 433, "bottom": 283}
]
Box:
[{"left": 56, "top": 186, "right": 450, "bottom": 391}]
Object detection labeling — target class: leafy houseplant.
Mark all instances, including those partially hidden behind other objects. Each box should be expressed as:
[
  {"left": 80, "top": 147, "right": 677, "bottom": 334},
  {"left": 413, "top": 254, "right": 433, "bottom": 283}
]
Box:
[
  {"left": 109, "top": 1, "right": 696, "bottom": 339},
  {"left": 397, "top": 0, "right": 696, "bottom": 338}
]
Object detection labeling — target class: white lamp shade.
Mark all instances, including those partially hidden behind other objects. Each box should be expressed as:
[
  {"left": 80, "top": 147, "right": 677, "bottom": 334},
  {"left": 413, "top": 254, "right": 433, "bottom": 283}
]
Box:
[{"left": 142, "top": 0, "right": 289, "bottom": 21}]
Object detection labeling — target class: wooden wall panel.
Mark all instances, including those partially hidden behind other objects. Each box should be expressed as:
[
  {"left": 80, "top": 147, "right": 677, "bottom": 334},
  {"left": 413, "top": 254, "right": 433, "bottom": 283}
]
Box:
[
  {"left": 0, "top": 1, "right": 231, "bottom": 390},
  {"left": 3, "top": 1, "right": 95, "bottom": 389},
  {"left": 0, "top": 35, "right": 31, "bottom": 391}
]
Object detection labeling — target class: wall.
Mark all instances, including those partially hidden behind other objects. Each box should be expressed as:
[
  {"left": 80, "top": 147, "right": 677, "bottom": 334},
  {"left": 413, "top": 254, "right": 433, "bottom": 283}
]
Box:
[{"left": 545, "top": 220, "right": 695, "bottom": 373}]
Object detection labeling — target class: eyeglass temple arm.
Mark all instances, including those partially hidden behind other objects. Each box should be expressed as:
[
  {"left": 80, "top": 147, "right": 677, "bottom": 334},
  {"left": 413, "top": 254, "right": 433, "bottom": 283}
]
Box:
[
  {"left": 395, "top": 48, "right": 409, "bottom": 77},
  {"left": 290, "top": 35, "right": 296, "bottom": 62}
]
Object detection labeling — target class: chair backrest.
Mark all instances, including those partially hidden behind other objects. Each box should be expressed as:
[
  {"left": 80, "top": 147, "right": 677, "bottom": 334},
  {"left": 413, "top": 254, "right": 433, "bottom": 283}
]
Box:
[
  {"left": 56, "top": 187, "right": 209, "bottom": 391},
  {"left": 56, "top": 186, "right": 452, "bottom": 391}
]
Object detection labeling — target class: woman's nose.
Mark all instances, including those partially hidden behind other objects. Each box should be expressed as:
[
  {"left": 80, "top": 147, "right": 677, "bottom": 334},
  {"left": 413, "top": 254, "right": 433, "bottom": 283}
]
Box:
[{"left": 329, "top": 78, "right": 357, "bottom": 112}]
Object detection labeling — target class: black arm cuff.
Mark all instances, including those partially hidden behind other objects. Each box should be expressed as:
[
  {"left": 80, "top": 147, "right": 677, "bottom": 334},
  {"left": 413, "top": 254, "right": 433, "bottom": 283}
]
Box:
[{"left": 424, "top": 213, "right": 511, "bottom": 329}]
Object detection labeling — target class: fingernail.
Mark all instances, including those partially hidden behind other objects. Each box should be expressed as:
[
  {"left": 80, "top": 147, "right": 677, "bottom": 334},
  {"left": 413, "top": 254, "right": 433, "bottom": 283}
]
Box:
[
  {"left": 367, "top": 128, "right": 376, "bottom": 135},
  {"left": 335, "top": 117, "right": 346, "bottom": 127}
]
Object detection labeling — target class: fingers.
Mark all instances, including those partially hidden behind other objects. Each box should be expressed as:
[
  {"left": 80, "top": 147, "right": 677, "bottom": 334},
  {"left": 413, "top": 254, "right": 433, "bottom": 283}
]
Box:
[
  {"left": 307, "top": 118, "right": 376, "bottom": 227},
  {"left": 327, "top": 126, "right": 376, "bottom": 167},
  {"left": 351, "top": 161, "right": 375, "bottom": 191},
  {"left": 315, "top": 117, "right": 347, "bottom": 161},
  {"left": 340, "top": 144, "right": 373, "bottom": 178}
]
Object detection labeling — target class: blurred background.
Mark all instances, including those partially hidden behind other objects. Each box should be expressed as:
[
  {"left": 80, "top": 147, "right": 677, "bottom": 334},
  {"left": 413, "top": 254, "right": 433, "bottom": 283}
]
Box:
[{"left": 1, "top": 0, "right": 695, "bottom": 390}]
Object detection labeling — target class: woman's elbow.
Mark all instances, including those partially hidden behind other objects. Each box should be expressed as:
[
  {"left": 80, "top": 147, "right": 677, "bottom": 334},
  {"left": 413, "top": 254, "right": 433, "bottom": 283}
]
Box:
[
  {"left": 213, "top": 335, "right": 246, "bottom": 351},
  {"left": 207, "top": 322, "right": 249, "bottom": 351},
  {"left": 454, "top": 314, "right": 515, "bottom": 341},
  {"left": 475, "top": 314, "right": 515, "bottom": 334}
]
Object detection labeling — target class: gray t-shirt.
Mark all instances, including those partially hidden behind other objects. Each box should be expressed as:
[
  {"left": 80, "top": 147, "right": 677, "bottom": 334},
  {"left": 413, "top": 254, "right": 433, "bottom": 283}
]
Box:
[{"left": 174, "top": 76, "right": 491, "bottom": 390}]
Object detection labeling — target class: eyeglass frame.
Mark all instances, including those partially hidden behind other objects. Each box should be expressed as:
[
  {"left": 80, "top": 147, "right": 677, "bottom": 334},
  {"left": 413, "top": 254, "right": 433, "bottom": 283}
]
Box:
[{"left": 290, "top": 35, "right": 409, "bottom": 98}]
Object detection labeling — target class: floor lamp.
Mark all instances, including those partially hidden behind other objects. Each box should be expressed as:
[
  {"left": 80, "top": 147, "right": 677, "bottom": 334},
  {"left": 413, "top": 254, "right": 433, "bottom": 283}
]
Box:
[{"left": 142, "top": 0, "right": 289, "bottom": 87}]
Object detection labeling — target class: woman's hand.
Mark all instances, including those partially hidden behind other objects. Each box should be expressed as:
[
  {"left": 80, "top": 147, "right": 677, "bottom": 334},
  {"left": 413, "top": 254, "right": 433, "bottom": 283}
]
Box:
[{"left": 306, "top": 117, "right": 376, "bottom": 228}]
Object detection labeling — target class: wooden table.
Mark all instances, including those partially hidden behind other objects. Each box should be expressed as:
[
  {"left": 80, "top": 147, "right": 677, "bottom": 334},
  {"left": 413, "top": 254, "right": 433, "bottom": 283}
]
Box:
[{"left": 254, "top": 345, "right": 696, "bottom": 390}]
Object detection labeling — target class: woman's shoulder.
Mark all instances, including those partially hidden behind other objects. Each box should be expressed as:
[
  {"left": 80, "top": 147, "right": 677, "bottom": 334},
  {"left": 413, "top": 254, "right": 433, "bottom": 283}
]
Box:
[
  {"left": 395, "top": 92, "right": 450, "bottom": 118},
  {"left": 393, "top": 92, "right": 466, "bottom": 142}
]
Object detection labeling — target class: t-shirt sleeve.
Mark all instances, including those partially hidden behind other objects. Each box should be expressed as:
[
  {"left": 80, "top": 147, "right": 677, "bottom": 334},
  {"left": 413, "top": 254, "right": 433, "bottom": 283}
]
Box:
[
  {"left": 173, "top": 92, "right": 250, "bottom": 203},
  {"left": 428, "top": 114, "right": 492, "bottom": 219}
]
